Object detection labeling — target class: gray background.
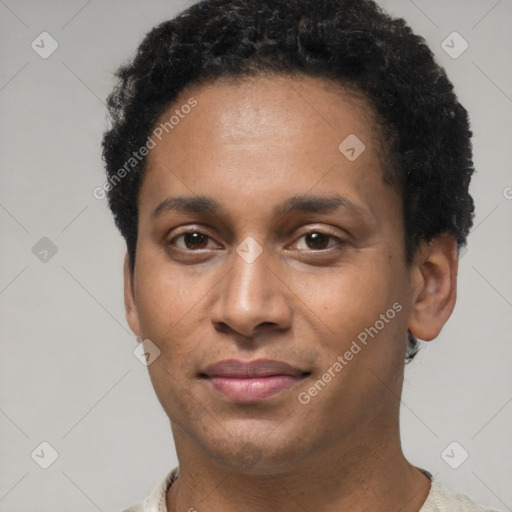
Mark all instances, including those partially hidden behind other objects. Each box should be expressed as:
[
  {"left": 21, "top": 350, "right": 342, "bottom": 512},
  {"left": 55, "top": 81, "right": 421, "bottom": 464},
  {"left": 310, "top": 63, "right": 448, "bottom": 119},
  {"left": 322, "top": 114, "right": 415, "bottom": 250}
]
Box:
[{"left": 1, "top": 0, "right": 511, "bottom": 511}]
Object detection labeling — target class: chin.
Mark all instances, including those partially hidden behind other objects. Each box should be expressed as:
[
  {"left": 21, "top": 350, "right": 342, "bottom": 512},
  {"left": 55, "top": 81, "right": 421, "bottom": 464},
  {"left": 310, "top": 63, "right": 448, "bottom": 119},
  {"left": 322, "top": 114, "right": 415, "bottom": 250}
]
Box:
[{"left": 196, "top": 424, "right": 313, "bottom": 473}]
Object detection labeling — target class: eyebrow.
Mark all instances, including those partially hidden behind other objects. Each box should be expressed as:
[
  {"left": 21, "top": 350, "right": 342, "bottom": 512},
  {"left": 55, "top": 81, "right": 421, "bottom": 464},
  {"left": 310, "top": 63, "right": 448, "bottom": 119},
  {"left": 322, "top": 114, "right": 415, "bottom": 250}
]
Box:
[
  {"left": 151, "top": 194, "right": 372, "bottom": 220},
  {"left": 152, "top": 196, "right": 221, "bottom": 218}
]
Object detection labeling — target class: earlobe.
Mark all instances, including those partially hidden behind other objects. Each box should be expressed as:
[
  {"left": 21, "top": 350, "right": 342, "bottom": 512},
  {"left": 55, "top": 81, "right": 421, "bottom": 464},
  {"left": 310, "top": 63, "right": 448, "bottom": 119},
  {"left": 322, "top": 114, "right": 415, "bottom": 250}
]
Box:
[
  {"left": 123, "top": 253, "right": 141, "bottom": 337},
  {"left": 408, "top": 235, "right": 459, "bottom": 342}
]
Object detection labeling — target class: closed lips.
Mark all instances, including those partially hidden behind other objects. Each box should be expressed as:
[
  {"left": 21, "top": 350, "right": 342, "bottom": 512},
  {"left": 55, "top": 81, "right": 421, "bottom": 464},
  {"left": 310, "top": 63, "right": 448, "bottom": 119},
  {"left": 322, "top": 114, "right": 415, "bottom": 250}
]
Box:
[
  {"left": 199, "top": 359, "right": 311, "bottom": 403},
  {"left": 200, "top": 359, "right": 310, "bottom": 378}
]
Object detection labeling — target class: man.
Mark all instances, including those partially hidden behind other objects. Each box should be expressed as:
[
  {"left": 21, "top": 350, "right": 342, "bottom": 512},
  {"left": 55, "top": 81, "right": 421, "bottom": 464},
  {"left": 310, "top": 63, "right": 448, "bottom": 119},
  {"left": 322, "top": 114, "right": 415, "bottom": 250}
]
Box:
[{"left": 101, "top": 0, "right": 496, "bottom": 510}]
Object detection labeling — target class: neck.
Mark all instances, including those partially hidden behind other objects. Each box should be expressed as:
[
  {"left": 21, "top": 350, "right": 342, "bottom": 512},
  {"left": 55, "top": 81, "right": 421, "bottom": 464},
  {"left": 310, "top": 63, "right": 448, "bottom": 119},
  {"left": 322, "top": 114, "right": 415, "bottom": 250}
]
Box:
[{"left": 165, "top": 420, "right": 431, "bottom": 512}]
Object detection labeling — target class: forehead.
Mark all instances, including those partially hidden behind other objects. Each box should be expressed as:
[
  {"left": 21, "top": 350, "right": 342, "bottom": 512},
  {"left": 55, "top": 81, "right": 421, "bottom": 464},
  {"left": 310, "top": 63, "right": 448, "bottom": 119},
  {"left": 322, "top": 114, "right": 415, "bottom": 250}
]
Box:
[
  {"left": 139, "top": 74, "right": 396, "bottom": 223},
  {"left": 154, "top": 73, "right": 382, "bottom": 157}
]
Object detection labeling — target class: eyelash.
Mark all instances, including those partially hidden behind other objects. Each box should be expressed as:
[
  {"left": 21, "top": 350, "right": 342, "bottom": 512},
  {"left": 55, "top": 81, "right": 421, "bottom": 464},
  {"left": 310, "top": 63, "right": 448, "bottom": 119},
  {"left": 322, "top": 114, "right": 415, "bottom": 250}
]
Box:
[{"left": 167, "top": 228, "right": 345, "bottom": 252}]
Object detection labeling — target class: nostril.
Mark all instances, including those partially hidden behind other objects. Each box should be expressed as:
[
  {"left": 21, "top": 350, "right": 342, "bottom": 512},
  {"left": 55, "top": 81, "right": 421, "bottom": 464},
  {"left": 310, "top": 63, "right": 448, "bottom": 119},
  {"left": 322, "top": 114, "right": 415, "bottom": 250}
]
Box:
[
  {"left": 258, "top": 321, "right": 278, "bottom": 328},
  {"left": 212, "top": 321, "right": 231, "bottom": 333}
]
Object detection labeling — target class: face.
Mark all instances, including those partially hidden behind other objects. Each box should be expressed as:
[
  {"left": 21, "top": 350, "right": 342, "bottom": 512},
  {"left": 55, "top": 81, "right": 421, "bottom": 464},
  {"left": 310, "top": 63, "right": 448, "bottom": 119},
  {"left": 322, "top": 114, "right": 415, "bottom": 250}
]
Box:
[{"left": 125, "top": 74, "right": 425, "bottom": 472}]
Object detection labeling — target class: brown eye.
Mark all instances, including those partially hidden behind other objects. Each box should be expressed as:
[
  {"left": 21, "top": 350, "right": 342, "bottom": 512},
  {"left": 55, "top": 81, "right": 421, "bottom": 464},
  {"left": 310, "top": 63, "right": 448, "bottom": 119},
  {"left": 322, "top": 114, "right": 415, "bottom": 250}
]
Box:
[
  {"left": 171, "top": 231, "right": 212, "bottom": 250},
  {"left": 183, "top": 232, "right": 208, "bottom": 249},
  {"left": 293, "top": 231, "right": 344, "bottom": 251},
  {"left": 304, "top": 232, "right": 330, "bottom": 249}
]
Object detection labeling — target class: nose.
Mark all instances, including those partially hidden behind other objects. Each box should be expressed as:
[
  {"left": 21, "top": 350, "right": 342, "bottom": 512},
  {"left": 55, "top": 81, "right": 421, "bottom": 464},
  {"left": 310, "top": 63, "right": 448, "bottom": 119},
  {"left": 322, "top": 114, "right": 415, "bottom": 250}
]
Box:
[{"left": 209, "top": 243, "right": 292, "bottom": 339}]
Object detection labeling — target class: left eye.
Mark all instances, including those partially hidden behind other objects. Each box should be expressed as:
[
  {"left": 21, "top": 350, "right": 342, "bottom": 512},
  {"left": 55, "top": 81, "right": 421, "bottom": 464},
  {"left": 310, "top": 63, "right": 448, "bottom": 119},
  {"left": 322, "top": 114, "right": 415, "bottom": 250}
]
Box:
[{"left": 293, "top": 232, "right": 343, "bottom": 250}]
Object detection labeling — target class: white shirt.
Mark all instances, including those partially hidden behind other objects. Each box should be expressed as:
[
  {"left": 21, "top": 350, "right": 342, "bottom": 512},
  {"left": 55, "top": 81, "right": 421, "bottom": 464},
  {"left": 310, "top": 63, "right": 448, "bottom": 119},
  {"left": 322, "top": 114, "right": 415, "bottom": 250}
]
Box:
[{"left": 122, "top": 467, "right": 497, "bottom": 512}]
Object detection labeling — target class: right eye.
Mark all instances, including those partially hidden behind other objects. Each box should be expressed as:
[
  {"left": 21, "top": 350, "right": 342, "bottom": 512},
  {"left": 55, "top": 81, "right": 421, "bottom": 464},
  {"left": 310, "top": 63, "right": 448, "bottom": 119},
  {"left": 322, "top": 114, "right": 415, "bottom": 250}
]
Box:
[{"left": 169, "top": 231, "right": 219, "bottom": 251}]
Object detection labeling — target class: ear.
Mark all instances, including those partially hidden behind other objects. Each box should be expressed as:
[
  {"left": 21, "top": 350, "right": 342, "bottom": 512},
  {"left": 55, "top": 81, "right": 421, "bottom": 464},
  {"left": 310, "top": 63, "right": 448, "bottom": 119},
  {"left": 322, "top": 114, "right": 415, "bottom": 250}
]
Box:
[
  {"left": 408, "top": 234, "right": 459, "bottom": 341},
  {"left": 123, "top": 252, "right": 141, "bottom": 338}
]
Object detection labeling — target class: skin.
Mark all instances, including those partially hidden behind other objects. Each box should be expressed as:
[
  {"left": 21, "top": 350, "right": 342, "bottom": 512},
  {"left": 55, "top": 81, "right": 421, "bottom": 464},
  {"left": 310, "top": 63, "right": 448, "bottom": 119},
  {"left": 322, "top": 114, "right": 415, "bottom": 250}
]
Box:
[{"left": 123, "top": 74, "right": 458, "bottom": 512}]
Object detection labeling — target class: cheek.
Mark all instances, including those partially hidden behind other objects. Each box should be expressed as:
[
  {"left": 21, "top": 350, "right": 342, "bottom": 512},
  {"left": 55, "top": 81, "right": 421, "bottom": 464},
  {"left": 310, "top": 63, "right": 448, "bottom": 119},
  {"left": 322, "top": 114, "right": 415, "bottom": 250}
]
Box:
[
  {"left": 135, "top": 268, "right": 205, "bottom": 420},
  {"left": 293, "top": 264, "right": 406, "bottom": 424},
  {"left": 145, "top": 355, "right": 201, "bottom": 431},
  {"left": 134, "top": 258, "right": 203, "bottom": 338},
  {"left": 289, "top": 257, "right": 402, "bottom": 347}
]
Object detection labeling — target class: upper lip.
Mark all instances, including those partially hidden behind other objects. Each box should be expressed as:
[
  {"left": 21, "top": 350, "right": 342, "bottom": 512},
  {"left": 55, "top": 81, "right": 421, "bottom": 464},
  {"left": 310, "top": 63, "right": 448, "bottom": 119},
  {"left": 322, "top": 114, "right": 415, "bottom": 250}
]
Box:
[{"left": 201, "top": 359, "right": 308, "bottom": 378}]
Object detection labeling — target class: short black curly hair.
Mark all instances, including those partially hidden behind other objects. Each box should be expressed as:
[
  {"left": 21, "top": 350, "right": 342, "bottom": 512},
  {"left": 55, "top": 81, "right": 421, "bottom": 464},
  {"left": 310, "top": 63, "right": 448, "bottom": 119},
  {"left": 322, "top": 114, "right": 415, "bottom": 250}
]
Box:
[{"left": 101, "top": 0, "right": 475, "bottom": 361}]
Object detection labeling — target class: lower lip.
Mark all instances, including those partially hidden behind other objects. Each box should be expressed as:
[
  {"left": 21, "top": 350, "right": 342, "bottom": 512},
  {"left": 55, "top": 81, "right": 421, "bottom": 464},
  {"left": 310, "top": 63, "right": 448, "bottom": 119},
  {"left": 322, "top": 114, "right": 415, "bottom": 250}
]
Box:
[{"left": 206, "top": 375, "right": 304, "bottom": 402}]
